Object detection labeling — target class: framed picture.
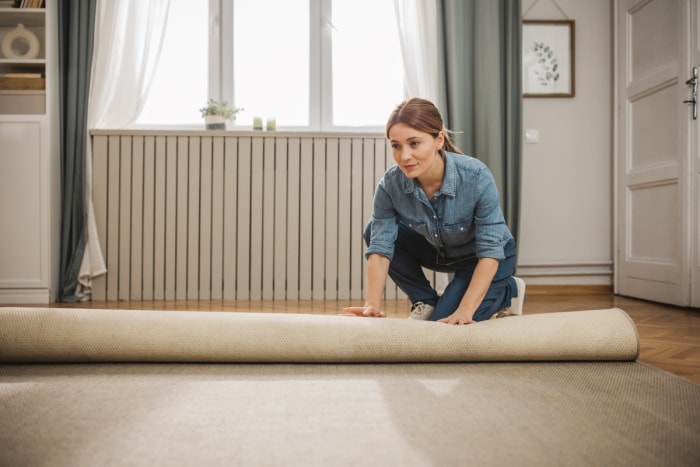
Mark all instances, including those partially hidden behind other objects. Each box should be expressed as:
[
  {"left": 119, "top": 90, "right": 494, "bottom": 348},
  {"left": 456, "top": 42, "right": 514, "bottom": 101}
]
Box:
[{"left": 522, "top": 20, "right": 575, "bottom": 98}]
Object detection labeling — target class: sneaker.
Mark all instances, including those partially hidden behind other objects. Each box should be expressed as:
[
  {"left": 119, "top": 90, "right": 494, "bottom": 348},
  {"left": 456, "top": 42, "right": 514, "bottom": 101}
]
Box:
[
  {"left": 490, "top": 308, "right": 511, "bottom": 319},
  {"left": 510, "top": 276, "right": 526, "bottom": 316},
  {"left": 491, "top": 276, "right": 526, "bottom": 319},
  {"left": 409, "top": 301, "right": 434, "bottom": 320}
]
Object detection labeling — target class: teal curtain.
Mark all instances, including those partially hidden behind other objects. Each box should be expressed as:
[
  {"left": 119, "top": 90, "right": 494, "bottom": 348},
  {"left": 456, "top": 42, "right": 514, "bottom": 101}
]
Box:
[
  {"left": 440, "top": 0, "right": 522, "bottom": 240},
  {"left": 57, "top": 1, "right": 96, "bottom": 302}
]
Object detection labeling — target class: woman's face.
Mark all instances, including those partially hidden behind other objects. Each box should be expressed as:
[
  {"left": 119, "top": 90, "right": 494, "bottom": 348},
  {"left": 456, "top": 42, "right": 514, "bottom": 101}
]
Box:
[{"left": 389, "top": 123, "right": 444, "bottom": 180}]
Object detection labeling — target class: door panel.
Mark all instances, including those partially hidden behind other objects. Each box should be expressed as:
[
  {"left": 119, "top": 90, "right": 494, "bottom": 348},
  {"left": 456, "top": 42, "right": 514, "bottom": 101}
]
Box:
[
  {"left": 629, "top": 0, "right": 678, "bottom": 80},
  {"left": 630, "top": 83, "right": 679, "bottom": 168},
  {"left": 0, "top": 119, "right": 46, "bottom": 288},
  {"left": 629, "top": 182, "right": 678, "bottom": 261}
]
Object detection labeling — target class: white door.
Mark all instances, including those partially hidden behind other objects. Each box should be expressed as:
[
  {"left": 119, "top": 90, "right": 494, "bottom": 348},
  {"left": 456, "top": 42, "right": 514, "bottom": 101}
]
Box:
[
  {"left": 615, "top": 0, "right": 697, "bottom": 306},
  {"left": 691, "top": 1, "right": 700, "bottom": 307}
]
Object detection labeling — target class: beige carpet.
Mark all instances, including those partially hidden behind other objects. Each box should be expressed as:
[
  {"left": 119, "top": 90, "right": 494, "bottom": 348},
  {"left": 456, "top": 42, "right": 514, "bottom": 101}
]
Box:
[
  {"left": 0, "top": 307, "right": 639, "bottom": 363},
  {"left": 1, "top": 361, "right": 699, "bottom": 466}
]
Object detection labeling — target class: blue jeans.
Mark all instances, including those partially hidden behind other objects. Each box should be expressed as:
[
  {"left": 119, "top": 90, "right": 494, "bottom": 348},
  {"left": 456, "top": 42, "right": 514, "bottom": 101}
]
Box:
[{"left": 364, "top": 221, "right": 517, "bottom": 321}]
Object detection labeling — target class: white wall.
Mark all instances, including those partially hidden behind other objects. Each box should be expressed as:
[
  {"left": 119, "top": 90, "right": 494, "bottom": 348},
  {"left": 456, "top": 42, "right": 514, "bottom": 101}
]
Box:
[{"left": 518, "top": 0, "right": 613, "bottom": 285}]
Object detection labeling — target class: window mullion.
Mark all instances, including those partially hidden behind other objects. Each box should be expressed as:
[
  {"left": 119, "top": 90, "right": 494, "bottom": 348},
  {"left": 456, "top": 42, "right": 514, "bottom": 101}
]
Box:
[
  {"left": 209, "top": 0, "right": 221, "bottom": 100},
  {"left": 320, "top": 0, "right": 335, "bottom": 131},
  {"left": 219, "top": 0, "right": 234, "bottom": 107},
  {"left": 309, "top": 0, "right": 325, "bottom": 131}
]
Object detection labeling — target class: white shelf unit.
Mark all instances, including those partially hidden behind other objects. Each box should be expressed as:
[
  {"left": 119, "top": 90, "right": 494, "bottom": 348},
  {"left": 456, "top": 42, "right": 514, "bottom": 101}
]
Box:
[{"left": 0, "top": 2, "right": 59, "bottom": 304}]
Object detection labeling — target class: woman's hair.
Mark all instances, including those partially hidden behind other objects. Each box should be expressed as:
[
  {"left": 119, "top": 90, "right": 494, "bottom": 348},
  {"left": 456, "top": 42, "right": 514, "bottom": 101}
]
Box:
[{"left": 385, "top": 98, "right": 463, "bottom": 155}]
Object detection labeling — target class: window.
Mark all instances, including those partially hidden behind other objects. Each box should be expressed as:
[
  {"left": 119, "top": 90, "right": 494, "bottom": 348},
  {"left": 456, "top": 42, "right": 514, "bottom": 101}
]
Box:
[
  {"left": 232, "top": 0, "right": 310, "bottom": 128},
  {"left": 135, "top": 0, "right": 208, "bottom": 127},
  {"left": 136, "top": 0, "right": 404, "bottom": 131},
  {"left": 329, "top": 0, "right": 403, "bottom": 128}
]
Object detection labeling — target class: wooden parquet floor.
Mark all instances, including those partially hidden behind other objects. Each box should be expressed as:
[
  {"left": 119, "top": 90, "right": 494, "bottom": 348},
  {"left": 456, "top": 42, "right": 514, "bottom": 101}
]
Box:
[
  {"left": 514, "top": 293, "right": 700, "bottom": 385},
  {"left": 50, "top": 292, "right": 700, "bottom": 384}
]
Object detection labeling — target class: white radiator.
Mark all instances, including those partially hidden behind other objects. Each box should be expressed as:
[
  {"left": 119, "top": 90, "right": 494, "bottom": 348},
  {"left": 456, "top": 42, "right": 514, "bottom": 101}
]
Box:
[{"left": 90, "top": 131, "right": 416, "bottom": 302}]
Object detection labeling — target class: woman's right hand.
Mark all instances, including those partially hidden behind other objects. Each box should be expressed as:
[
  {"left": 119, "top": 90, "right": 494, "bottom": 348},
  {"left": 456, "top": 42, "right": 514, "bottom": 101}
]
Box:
[{"left": 340, "top": 305, "right": 386, "bottom": 318}]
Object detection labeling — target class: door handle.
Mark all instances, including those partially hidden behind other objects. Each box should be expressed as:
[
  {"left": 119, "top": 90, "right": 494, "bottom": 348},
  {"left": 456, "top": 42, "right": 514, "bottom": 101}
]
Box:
[
  {"left": 685, "top": 67, "right": 698, "bottom": 120},
  {"left": 684, "top": 98, "right": 697, "bottom": 122}
]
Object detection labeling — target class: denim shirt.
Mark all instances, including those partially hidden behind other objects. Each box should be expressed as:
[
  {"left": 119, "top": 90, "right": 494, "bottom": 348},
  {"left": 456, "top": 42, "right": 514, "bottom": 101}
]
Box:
[{"left": 365, "top": 151, "right": 513, "bottom": 264}]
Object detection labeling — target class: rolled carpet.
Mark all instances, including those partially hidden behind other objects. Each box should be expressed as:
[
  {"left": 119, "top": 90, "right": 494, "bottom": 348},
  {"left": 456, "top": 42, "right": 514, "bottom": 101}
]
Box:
[{"left": 0, "top": 307, "right": 639, "bottom": 363}]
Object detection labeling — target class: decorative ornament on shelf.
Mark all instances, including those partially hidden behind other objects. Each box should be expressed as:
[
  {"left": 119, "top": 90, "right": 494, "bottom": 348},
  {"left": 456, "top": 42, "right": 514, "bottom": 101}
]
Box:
[
  {"left": 199, "top": 99, "right": 243, "bottom": 130},
  {"left": 1, "top": 23, "right": 40, "bottom": 59}
]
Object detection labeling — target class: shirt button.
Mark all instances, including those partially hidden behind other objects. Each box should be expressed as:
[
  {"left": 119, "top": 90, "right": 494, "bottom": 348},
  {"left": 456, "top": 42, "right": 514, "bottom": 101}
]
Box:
[
  {"left": 460, "top": 227, "right": 464, "bottom": 231},
  {"left": 434, "top": 234, "right": 438, "bottom": 238},
  {"left": 433, "top": 215, "right": 437, "bottom": 219}
]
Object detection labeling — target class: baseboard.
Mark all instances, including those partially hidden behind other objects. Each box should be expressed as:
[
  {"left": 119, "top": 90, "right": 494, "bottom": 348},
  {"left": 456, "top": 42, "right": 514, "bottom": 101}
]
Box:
[
  {"left": 525, "top": 285, "right": 613, "bottom": 296},
  {"left": 516, "top": 261, "right": 613, "bottom": 286},
  {"left": 0, "top": 288, "right": 50, "bottom": 305}
]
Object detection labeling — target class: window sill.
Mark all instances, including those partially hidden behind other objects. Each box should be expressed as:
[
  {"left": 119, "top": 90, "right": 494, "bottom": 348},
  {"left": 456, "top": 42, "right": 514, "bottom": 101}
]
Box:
[{"left": 90, "top": 128, "right": 385, "bottom": 138}]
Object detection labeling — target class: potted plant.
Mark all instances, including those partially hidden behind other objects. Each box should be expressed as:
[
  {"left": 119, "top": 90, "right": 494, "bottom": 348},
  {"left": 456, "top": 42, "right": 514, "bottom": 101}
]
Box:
[{"left": 200, "top": 99, "right": 243, "bottom": 130}]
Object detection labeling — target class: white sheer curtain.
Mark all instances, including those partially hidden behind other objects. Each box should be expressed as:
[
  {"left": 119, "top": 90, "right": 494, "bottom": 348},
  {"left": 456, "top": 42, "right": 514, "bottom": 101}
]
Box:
[
  {"left": 393, "top": 0, "right": 444, "bottom": 111},
  {"left": 77, "top": 0, "right": 172, "bottom": 299}
]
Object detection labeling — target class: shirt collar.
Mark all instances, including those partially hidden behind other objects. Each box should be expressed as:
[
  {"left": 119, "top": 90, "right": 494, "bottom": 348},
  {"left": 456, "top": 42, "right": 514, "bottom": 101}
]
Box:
[{"left": 402, "top": 151, "right": 457, "bottom": 197}]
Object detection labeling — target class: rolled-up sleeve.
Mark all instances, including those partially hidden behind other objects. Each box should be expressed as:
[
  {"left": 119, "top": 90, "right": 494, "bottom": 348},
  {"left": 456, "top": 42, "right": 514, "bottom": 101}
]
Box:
[{"left": 473, "top": 168, "right": 509, "bottom": 260}]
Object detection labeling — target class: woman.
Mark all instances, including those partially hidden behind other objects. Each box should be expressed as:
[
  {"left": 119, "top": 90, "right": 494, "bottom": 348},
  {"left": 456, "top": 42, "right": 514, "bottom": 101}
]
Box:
[{"left": 343, "top": 98, "right": 525, "bottom": 325}]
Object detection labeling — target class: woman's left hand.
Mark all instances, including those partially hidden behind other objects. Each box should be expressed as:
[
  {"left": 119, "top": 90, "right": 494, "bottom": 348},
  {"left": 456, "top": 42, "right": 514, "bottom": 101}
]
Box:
[
  {"left": 438, "top": 310, "right": 476, "bottom": 325},
  {"left": 340, "top": 305, "right": 387, "bottom": 318}
]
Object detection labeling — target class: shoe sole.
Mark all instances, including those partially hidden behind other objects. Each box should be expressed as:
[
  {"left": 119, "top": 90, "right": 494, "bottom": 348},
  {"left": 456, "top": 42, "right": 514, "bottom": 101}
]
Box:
[
  {"left": 510, "top": 276, "right": 526, "bottom": 316},
  {"left": 409, "top": 312, "right": 433, "bottom": 321}
]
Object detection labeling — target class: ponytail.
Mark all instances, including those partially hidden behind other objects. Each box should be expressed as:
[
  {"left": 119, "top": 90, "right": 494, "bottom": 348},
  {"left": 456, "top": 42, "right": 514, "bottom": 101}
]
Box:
[{"left": 441, "top": 128, "right": 463, "bottom": 155}]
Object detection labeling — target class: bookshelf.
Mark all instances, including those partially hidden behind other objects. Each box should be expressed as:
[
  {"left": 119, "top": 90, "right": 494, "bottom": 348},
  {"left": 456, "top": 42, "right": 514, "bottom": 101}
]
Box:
[
  {"left": 0, "top": 5, "right": 46, "bottom": 113},
  {"left": 0, "top": 0, "right": 58, "bottom": 304}
]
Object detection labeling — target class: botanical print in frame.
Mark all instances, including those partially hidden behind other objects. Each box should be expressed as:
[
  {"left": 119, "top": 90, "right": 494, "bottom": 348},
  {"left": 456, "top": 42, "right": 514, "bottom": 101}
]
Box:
[{"left": 522, "top": 20, "right": 575, "bottom": 98}]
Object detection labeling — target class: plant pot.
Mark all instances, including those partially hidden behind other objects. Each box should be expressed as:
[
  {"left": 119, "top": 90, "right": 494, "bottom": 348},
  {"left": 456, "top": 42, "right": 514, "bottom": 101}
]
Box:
[{"left": 204, "top": 115, "right": 228, "bottom": 130}]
